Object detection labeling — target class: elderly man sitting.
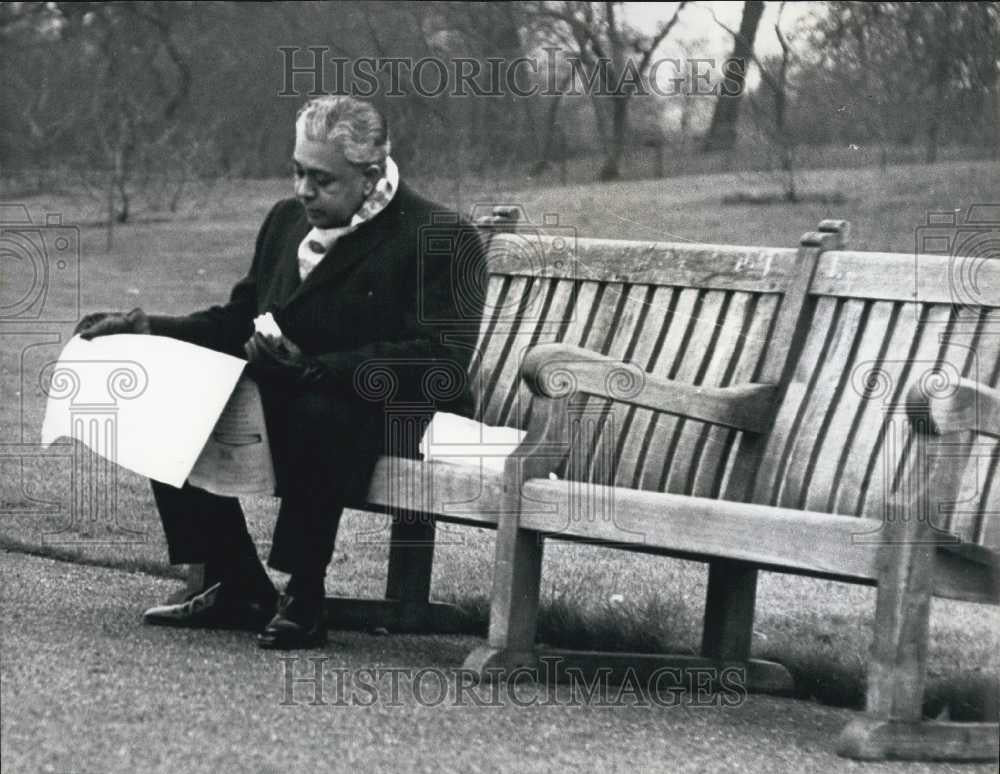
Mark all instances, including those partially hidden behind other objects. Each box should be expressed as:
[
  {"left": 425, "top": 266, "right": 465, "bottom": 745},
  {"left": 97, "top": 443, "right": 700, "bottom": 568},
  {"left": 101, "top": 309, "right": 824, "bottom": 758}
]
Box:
[{"left": 75, "top": 96, "right": 486, "bottom": 649}]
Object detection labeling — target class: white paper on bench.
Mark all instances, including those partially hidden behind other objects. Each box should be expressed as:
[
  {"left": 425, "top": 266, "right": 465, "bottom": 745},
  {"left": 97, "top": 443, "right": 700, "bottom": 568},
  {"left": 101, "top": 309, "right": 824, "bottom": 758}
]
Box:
[
  {"left": 40, "top": 334, "right": 245, "bottom": 488},
  {"left": 419, "top": 412, "right": 526, "bottom": 473}
]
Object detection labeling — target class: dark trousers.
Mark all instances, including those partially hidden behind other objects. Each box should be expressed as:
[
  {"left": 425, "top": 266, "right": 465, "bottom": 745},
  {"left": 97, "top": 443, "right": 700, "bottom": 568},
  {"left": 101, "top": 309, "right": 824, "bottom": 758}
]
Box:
[
  {"left": 151, "top": 481, "right": 344, "bottom": 579},
  {"left": 150, "top": 382, "right": 374, "bottom": 584}
]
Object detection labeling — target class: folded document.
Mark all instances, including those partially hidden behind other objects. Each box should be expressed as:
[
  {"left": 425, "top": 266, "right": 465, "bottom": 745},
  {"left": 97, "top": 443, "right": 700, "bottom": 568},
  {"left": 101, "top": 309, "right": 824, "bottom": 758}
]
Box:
[
  {"left": 40, "top": 334, "right": 273, "bottom": 494},
  {"left": 40, "top": 334, "right": 524, "bottom": 495}
]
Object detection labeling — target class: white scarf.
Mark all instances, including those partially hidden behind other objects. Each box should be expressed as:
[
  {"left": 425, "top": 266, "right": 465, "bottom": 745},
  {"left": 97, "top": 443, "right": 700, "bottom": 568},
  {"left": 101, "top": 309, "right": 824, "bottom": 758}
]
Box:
[{"left": 296, "top": 156, "right": 399, "bottom": 281}]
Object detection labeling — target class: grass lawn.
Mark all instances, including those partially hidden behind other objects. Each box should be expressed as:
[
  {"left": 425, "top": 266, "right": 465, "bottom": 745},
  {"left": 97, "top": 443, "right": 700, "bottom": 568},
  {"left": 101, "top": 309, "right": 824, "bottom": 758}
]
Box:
[{"left": 2, "top": 158, "right": 998, "bottom": 718}]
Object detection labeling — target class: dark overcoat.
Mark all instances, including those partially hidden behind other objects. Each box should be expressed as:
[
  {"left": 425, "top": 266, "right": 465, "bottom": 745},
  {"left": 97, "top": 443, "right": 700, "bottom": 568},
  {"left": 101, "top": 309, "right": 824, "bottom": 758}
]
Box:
[{"left": 149, "top": 182, "right": 487, "bottom": 503}]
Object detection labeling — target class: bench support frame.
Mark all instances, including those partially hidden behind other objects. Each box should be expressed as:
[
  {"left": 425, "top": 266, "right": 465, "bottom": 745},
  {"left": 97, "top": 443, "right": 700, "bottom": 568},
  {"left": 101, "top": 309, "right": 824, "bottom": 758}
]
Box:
[{"left": 839, "top": 389, "right": 1000, "bottom": 761}]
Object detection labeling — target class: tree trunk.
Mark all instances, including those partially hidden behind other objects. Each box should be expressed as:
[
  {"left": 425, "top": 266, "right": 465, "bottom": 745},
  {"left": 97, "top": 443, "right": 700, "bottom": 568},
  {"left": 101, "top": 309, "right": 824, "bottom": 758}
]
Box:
[
  {"left": 926, "top": 59, "right": 948, "bottom": 164},
  {"left": 598, "top": 96, "right": 628, "bottom": 181},
  {"left": 105, "top": 169, "right": 115, "bottom": 252},
  {"left": 702, "top": 0, "right": 765, "bottom": 153},
  {"left": 558, "top": 127, "right": 568, "bottom": 186},
  {"left": 169, "top": 175, "right": 186, "bottom": 213},
  {"left": 925, "top": 124, "right": 939, "bottom": 164},
  {"left": 781, "top": 146, "right": 797, "bottom": 202},
  {"left": 994, "top": 79, "right": 1000, "bottom": 161},
  {"left": 113, "top": 145, "right": 129, "bottom": 224},
  {"left": 533, "top": 72, "right": 573, "bottom": 176}
]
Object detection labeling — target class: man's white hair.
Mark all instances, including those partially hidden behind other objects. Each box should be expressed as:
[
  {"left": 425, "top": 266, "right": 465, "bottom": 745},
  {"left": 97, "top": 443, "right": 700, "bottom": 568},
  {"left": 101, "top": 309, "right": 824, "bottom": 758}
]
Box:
[{"left": 296, "top": 96, "right": 391, "bottom": 167}]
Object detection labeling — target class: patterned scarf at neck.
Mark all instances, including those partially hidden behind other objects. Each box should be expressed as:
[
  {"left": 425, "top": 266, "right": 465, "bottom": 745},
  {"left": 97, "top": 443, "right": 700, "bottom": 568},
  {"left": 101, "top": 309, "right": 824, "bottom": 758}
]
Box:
[{"left": 296, "top": 155, "right": 399, "bottom": 281}]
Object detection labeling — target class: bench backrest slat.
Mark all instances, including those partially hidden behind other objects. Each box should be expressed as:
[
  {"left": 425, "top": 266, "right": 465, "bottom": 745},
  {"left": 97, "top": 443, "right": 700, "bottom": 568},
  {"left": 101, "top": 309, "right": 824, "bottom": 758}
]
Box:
[
  {"left": 489, "top": 235, "right": 1000, "bottom": 306},
  {"left": 766, "top": 298, "right": 1000, "bottom": 546},
  {"left": 488, "top": 236, "right": 798, "bottom": 292},
  {"left": 471, "top": 232, "right": 1000, "bottom": 551},
  {"left": 815, "top": 251, "right": 1000, "bottom": 305}
]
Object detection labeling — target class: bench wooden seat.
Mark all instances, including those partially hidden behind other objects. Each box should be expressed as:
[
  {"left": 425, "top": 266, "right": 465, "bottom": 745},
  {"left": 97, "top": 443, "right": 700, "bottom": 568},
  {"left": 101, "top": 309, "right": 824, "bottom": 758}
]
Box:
[{"left": 326, "top": 215, "right": 998, "bottom": 761}]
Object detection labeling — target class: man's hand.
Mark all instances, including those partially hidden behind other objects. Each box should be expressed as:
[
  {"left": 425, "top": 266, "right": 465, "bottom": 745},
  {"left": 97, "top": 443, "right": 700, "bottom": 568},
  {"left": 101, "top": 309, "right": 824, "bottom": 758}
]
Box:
[
  {"left": 74, "top": 308, "right": 151, "bottom": 340},
  {"left": 244, "top": 332, "right": 326, "bottom": 386}
]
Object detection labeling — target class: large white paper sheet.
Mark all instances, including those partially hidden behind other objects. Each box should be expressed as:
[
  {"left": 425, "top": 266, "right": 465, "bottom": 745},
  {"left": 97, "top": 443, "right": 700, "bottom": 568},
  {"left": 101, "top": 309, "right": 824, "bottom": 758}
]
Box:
[{"left": 40, "top": 334, "right": 246, "bottom": 487}]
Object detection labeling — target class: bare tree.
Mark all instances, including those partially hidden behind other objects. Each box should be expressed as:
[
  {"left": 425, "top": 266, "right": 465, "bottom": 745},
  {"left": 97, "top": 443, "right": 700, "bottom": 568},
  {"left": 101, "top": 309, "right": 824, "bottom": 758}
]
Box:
[
  {"left": 673, "top": 37, "right": 710, "bottom": 151},
  {"left": 812, "top": 2, "right": 1000, "bottom": 163},
  {"left": 530, "top": 1, "right": 687, "bottom": 181},
  {"left": 712, "top": 1, "right": 799, "bottom": 200},
  {"left": 21, "top": 2, "right": 196, "bottom": 245},
  {"left": 702, "top": 0, "right": 764, "bottom": 153}
]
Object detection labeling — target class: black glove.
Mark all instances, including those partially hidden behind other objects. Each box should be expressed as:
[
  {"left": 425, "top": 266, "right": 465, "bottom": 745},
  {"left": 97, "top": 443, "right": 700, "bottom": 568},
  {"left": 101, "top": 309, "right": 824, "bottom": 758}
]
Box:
[
  {"left": 74, "top": 308, "right": 151, "bottom": 340},
  {"left": 243, "top": 332, "right": 326, "bottom": 386}
]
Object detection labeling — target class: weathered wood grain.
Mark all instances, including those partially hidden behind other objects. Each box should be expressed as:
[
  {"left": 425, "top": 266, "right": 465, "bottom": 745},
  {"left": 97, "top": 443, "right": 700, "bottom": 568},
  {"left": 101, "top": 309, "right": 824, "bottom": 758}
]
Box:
[
  {"left": 486, "top": 234, "right": 1000, "bottom": 306},
  {"left": 778, "top": 298, "right": 868, "bottom": 510},
  {"left": 854, "top": 304, "right": 955, "bottom": 522},
  {"left": 514, "top": 479, "right": 996, "bottom": 603},
  {"left": 356, "top": 221, "right": 1000, "bottom": 762}
]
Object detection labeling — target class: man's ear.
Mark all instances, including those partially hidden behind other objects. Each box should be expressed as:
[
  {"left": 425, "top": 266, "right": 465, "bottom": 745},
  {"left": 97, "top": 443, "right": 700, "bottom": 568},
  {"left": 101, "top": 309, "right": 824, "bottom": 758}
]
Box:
[{"left": 362, "top": 163, "right": 382, "bottom": 195}]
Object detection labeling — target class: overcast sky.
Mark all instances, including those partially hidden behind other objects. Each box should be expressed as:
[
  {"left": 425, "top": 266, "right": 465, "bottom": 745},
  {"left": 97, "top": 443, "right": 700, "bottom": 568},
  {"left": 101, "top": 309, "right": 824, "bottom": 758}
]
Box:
[{"left": 623, "top": 1, "right": 824, "bottom": 58}]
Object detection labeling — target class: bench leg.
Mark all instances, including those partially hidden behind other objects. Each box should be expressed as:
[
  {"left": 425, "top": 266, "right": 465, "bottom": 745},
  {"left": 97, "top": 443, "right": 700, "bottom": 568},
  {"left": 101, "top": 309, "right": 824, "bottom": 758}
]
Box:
[
  {"left": 465, "top": 552, "right": 794, "bottom": 693},
  {"left": 464, "top": 532, "right": 791, "bottom": 690},
  {"left": 838, "top": 494, "right": 998, "bottom": 760},
  {"left": 325, "top": 511, "right": 470, "bottom": 634},
  {"left": 701, "top": 559, "right": 795, "bottom": 695},
  {"left": 462, "top": 527, "right": 545, "bottom": 678},
  {"left": 702, "top": 559, "right": 756, "bottom": 661},
  {"left": 385, "top": 514, "right": 434, "bottom": 607}
]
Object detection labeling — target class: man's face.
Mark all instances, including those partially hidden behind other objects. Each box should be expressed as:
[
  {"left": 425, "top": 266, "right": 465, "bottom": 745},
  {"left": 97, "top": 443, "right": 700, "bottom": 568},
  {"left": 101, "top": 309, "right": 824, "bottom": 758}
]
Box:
[{"left": 293, "top": 129, "right": 376, "bottom": 228}]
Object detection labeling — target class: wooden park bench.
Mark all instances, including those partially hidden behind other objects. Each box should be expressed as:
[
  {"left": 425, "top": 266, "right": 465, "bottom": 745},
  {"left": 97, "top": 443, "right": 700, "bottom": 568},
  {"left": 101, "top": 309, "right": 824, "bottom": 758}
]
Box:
[{"left": 328, "top": 212, "right": 999, "bottom": 761}]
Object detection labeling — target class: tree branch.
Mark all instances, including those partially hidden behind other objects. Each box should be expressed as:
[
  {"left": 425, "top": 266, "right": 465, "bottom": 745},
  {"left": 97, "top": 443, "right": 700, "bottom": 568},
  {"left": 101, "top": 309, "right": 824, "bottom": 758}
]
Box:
[
  {"left": 708, "top": 4, "right": 792, "bottom": 97},
  {"left": 638, "top": 1, "right": 687, "bottom": 73}
]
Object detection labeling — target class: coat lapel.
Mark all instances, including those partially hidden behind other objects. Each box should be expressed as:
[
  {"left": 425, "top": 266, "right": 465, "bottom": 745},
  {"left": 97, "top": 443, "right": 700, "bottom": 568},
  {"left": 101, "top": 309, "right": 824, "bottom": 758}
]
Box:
[
  {"left": 282, "top": 189, "right": 402, "bottom": 308},
  {"left": 266, "top": 206, "right": 308, "bottom": 308}
]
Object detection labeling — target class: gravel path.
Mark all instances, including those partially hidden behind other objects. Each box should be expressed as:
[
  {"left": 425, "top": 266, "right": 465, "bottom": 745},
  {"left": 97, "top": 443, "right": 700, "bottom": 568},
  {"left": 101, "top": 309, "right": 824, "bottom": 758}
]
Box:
[{"left": 1, "top": 550, "right": 994, "bottom": 774}]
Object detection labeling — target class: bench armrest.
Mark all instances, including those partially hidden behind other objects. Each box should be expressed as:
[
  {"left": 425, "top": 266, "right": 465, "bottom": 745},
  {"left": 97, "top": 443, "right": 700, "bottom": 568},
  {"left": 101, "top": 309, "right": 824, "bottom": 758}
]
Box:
[
  {"left": 906, "top": 377, "right": 1000, "bottom": 438},
  {"left": 521, "top": 343, "right": 778, "bottom": 433},
  {"left": 900, "top": 376, "right": 1000, "bottom": 555}
]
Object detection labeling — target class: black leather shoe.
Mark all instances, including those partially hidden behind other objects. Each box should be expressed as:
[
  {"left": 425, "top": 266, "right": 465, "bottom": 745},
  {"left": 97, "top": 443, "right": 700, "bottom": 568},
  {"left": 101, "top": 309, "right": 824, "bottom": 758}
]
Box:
[
  {"left": 257, "top": 594, "right": 327, "bottom": 650},
  {"left": 143, "top": 582, "right": 276, "bottom": 631}
]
